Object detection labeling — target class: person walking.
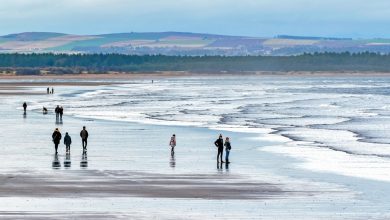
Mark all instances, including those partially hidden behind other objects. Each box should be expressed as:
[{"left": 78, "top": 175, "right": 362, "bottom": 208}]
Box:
[
  {"left": 224, "top": 137, "right": 232, "bottom": 164},
  {"left": 214, "top": 134, "right": 224, "bottom": 163},
  {"left": 52, "top": 128, "right": 62, "bottom": 154},
  {"left": 23, "top": 102, "right": 27, "bottom": 112},
  {"left": 59, "top": 106, "right": 64, "bottom": 120},
  {"left": 80, "top": 126, "right": 89, "bottom": 152},
  {"left": 64, "top": 132, "right": 72, "bottom": 153},
  {"left": 55, "top": 105, "right": 60, "bottom": 119},
  {"left": 169, "top": 134, "right": 176, "bottom": 155}
]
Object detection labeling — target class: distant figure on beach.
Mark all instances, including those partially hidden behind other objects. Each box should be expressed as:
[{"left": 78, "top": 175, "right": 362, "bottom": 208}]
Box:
[
  {"left": 224, "top": 137, "right": 232, "bottom": 164},
  {"left": 23, "top": 102, "right": 27, "bottom": 112},
  {"left": 169, "top": 134, "right": 176, "bottom": 155},
  {"left": 52, "top": 128, "right": 62, "bottom": 154},
  {"left": 59, "top": 106, "right": 64, "bottom": 120},
  {"left": 214, "top": 134, "right": 224, "bottom": 163},
  {"left": 47, "top": 87, "right": 50, "bottom": 94},
  {"left": 43, "top": 107, "right": 48, "bottom": 114},
  {"left": 152, "top": 80, "right": 154, "bottom": 84},
  {"left": 64, "top": 132, "right": 72, "bottom": 153},
  {"left": 80, "top": 126, "right": 89, "bottom": 152},
  {"left": 55, "top": 105, "right": 60, "bottom": 118},
  {"left": 52, "top": 87, "right": 54, "bottom": 94}
]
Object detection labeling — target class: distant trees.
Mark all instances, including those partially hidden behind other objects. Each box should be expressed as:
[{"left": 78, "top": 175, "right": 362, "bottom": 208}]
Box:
[{"left": 0, "top": 52, "right": 390, "bottom": 74}]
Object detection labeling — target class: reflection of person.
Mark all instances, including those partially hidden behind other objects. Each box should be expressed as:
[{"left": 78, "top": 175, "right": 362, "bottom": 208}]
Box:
[
  {"left": 224, "top": 137, "right": 232, "bottom": 164},
  {"left": 214, "top": 134, "right": 224, "bottom": 163},
  {"left": 80, "top": 126, "right": 89, "bottom": 152},
  {"left": 52, "top": 154, "right": 61, "bottom": 169},
  {"left": 64, "top": 132, "right": 72, "bottom": 153},
  {"left": 52, "top": 128, "right": 62, "bottom": 154},
  {"left": 169, "top": 134, "right": 176, "bottom": 155},
  {"left": 80, "top": 152, "right": 88, "bottom": 168},
  {"left": 23, "top": 102, "right": 27, "bottom": 112}
]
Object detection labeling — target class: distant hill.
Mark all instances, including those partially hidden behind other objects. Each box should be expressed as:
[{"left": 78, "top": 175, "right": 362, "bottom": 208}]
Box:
[{"left": 1, "top": 32, "right": 390, "bottom": 56}]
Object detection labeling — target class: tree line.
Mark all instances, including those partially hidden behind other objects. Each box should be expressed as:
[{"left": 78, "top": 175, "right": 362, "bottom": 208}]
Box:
[{"left": 1, "top": 52, "right": 390, "bottom": 74}]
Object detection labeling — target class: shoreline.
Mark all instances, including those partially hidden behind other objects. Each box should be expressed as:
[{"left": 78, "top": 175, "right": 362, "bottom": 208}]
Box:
[{"left": 2, "top": 71, "right": 390, "bottom": 81}]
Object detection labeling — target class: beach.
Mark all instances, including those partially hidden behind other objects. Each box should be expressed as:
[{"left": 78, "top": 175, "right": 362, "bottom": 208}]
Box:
[{"left": 0, "top": 74, "right": 390, "bottom": 219}]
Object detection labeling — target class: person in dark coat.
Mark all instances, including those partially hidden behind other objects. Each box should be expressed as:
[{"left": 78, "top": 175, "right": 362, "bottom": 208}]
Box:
[
  {"left": 52, "top": 128, "right": 62, "bottom": 154},
  {"left": 64, "top": 132, "right": 72, "bottom": 153},
  {"left": 23, "top": 102, "right": 27, "bottom": 112},
  {"left": 224, "top": 137, "right": 232, "bottom": 164},
  {"left": 59, "top": 106, "right": 64, "bottom": 120},
  {"left": 214, "top": 134, "right": 224, "bottom": 163},
  {"left": 80, "top": 126, "right": 89, "bottom": 152},
  {"left": 55, "top": 105, "right": 60, "bottom": 118}
]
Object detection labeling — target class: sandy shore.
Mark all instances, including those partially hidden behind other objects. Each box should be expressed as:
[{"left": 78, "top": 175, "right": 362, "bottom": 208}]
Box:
[{"left": 0, "top": 76, "right": 388, "bottom": 219}]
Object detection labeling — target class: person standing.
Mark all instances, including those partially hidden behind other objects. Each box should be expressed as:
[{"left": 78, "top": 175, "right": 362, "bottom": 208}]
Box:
[
  {"left": 224, "top": 137, "right": 232, "bottom": 164},
  {"left": 214, "top": 134, "right": 224, "bottom": 163},
  {"left": 80, "top": 126, "right": 89, "bottom": 152},
  {"left": 169, "top": 134, "right": 176, "bottom": 155},
  {"left": 23, "top": 102, "right": 27, "bottom": 112},
  {"left": 59, "top": 106, "right": 64, "bottom": 120},
  {"left": 47, "top": 87, "right": 50, "bottom": 94},
  {"left": 52, "top": 128, "right": 62, "bottom": 154},
  {"left": 64, "top": 132, "right": 72, "bottom": 153},
  {"left": 51, "top": 87, "right": 54, "bottom": 94},
  {"left": 55, "top": 105, "right": 60, "bottom": 119}
]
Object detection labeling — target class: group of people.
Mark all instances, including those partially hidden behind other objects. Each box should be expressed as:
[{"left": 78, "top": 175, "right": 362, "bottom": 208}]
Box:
[
  {"left": 54, "top": 105, "right": 64, "bottom": 119},
  {"left": 47, "top": 87, "right": 54, "bottom": 94},
  {"left": 169, "top": 133, "right": 232, "bottom": 163},
  {"left": 52, "top": 126, "right": 89, "bottom": 154},
  {"left": 23, "top": 101, "right": 232, "bottom": 164},
  {"left": 214, "top": 134, "right": 232, "bottom": 163}
]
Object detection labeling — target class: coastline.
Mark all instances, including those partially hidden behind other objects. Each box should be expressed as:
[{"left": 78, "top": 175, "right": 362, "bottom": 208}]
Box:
[{"left": 2, "top": 71, "right": 390, "bottom": 82}]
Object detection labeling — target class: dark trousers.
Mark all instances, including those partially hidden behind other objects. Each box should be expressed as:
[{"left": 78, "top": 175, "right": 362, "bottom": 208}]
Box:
[
  {"left": 225, "top": 150, "right": 230, "bottom": 162},
  {"left": 217, "top": 147, "right": 223, "bottom": 162},
  {"left": 66, "top": 144, "right": 70, "bottom": 151},
  {"left": 82, "top": 139, "right": 88, "bottom": 150}
]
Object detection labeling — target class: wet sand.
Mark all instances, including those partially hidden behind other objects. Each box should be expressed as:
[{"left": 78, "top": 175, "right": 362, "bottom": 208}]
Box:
[{"left": 0, "top": 171, "right": 286, "bottom": 199}]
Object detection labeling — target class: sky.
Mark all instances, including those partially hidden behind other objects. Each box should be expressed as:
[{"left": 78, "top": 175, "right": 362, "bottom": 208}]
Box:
[{"left": 0, "top": 0, "right": 389, "bottom": 38}]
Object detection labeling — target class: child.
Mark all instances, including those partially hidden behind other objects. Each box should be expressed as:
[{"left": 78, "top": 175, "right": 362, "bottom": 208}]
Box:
[
  {"left": 224, "top": 137, "right": 232, "bottom": 163},
  {"left": 169, "top": 134, "right": 176, "bottom": 155},
  {"left": 64, "top": 132, "right": 72, "bottom": 153}
]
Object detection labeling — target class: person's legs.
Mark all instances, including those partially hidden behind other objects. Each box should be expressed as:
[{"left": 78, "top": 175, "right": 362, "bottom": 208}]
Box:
[
  {"left": 225, "top": 150, "right": 230, "bottom": 163},
  {"left": 217, "top": 148, "right": 223, "bottom": 162},
  {"left": 55, "top": 143, "right": 58, "bottom": 154},
  {"left": 82, "top": 139, "right": 87, "bottom": 150}
]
